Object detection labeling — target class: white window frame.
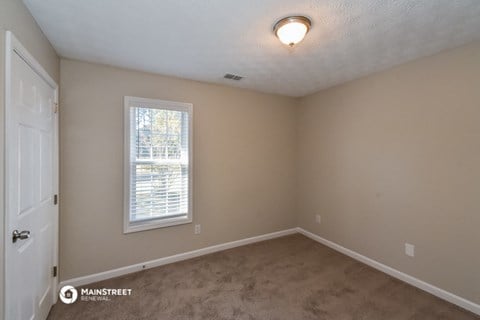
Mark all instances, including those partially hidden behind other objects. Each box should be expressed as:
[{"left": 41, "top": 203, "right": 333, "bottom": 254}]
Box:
[{"left": 124, "top": 96, "right": 193, "bottom": 233}]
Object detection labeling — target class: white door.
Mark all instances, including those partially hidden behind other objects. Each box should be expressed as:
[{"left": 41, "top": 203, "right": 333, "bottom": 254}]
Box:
[{"left": 5, "top": 32, "right": 59, "bottom": 320}]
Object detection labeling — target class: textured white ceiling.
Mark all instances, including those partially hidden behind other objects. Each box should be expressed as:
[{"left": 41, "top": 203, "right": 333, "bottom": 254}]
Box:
[{"left": 24, "top": 0, "right": 480, "bottom": 97}]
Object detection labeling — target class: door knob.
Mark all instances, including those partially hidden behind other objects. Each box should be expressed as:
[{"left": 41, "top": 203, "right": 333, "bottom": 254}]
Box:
[{"left": 12, "top": 230, "right": 30, "bottom": 243}]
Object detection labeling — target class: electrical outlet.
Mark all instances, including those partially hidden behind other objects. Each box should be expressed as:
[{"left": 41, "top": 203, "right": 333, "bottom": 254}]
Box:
[
  {"left": 405, "top": 243, "right": 415, "bottom": 257},
  {"left": 315, "top": 214, "right": 321, "bottom": 224},
  {"left": 194, "top": 224, "right": 201, "bottom": 235}
]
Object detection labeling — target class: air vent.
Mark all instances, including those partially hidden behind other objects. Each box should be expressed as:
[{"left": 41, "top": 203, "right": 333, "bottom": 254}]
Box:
[{"left": 224, "top": 73, "right": 243, "bottom": 81}]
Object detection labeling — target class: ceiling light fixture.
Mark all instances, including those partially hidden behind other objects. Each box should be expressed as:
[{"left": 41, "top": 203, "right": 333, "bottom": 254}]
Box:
[{"left": 273, "top": 16, "right": 311, "bottom": 47}]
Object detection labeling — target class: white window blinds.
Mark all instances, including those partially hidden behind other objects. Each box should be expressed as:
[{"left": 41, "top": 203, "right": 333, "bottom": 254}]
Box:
[{"left": 124, "top": 97, "right": 192, "bottom": 232}]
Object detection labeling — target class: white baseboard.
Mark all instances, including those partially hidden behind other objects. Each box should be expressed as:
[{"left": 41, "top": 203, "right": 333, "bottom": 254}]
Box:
[
  {"left": 59, "top": 226, "right": 479, "bottom": 316},
  {"left": 59, "top": 228, "right": 297, "bottom": 288},
  {"left": 296, "top": 227, "right": 480, "bottom": 316}
]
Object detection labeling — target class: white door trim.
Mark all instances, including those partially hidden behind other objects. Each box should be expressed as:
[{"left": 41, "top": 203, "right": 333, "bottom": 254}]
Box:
[{"left": 4, "top": 30, "right": 59, "bottom": 316}]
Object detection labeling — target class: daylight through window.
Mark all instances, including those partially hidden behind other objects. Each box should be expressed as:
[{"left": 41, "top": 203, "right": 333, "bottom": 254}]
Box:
[{"left": 124, "top": 97, "right": 192, "bottom": 232}]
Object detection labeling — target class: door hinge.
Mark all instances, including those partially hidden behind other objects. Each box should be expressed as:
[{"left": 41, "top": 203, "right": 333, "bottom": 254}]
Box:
[
  {"left": 54, "top": 194, "right": 58, "bottom": 205},
  {"left": 53, "top": 266, "right": 57, "bottom": 277},
  {"left": 54, "top": 102, "right": 59, "bottom": 114}
]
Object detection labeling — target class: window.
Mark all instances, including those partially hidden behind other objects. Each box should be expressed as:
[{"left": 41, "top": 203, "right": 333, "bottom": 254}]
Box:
[{"left": 124, "top": 96, "right": 193, "bottom": 233}]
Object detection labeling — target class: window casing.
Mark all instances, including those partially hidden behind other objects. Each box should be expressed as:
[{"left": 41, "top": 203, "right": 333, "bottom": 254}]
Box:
[{"left": 124, "top": 96, "right": 193, "bottom": 233}]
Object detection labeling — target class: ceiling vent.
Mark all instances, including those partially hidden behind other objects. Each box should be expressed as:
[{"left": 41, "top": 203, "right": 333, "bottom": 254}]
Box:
[{"left": 224, "top": 73, "right": 243, "bottom": 81}]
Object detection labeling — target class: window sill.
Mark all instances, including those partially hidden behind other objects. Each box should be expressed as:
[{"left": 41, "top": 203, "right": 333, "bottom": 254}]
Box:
[{"left": 124, "top": 215, "right": 192, "bottom": 234}]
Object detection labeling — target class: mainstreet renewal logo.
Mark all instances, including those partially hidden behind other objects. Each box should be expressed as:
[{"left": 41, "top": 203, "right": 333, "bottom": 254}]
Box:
[
  {"left": 59, "top": 286, "right": 78, "bottom": 304},
  {"left": 59, "top": 285, "right": 132, "bottom": 303}
]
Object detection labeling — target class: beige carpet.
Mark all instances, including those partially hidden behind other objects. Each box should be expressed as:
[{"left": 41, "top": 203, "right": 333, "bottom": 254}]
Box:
[{"left": 48, "top": 234, "right": 479, "bottom": 320}]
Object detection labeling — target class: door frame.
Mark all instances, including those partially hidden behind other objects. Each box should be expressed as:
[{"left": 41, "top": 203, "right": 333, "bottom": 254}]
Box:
[{"left": 3, "top": 30, "right": 59, "bottom": 317}]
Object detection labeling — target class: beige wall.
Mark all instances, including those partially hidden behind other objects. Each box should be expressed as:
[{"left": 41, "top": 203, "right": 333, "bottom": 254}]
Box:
[
  {"left": 0, "top": 0, "right": 59, "bottom": 317},
  {"left": 59, "top": 59, "right": 297, "bottom": 280},
  {"left": 297, "top": 42, "right": 480, "bottom": 304}
]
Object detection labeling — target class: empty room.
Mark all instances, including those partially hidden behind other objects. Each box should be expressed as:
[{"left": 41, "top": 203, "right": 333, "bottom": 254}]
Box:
[{"left": 1, "top": 0, "right": 480, "bottom": 319}]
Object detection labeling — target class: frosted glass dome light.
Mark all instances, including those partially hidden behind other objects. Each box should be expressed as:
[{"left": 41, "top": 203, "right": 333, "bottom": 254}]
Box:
[{"left": 274, "top": 16, "right": 311, "bottom": 47}]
